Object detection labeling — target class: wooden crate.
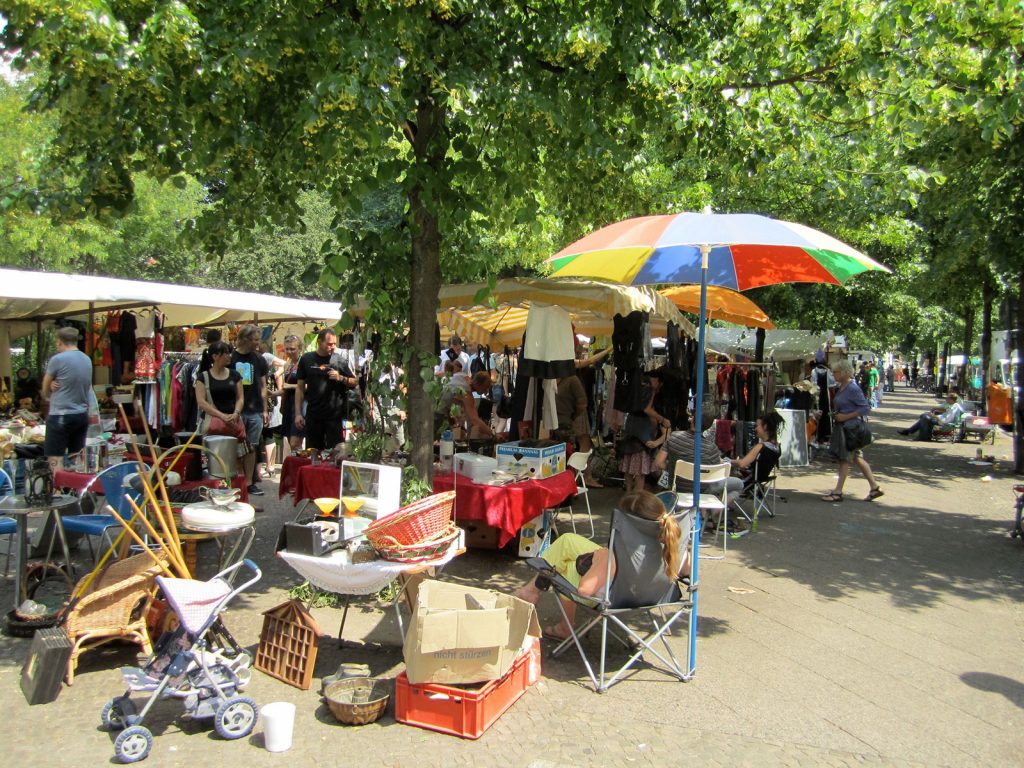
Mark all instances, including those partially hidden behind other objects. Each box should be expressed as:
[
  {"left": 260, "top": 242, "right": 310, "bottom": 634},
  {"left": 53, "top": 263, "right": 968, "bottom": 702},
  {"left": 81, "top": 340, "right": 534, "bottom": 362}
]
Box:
[{"left": 253, "top": 600, "right": 323, "bottom": 690}]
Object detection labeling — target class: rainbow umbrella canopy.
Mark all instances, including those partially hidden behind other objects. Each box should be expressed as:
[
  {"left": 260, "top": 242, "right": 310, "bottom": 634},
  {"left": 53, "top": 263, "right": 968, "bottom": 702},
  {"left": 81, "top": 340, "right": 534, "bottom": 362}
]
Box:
[
  {"left": 547, "top": 211, "right": 889, "bottom": 680},
  {"left": 546, "top": 212, "right": 889, "bottom": 289}
]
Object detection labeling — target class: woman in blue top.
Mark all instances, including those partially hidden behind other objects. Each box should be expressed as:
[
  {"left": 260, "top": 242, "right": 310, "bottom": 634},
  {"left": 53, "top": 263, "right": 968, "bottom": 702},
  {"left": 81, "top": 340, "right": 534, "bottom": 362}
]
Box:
[{"left": 821, "top": 359, "right": 883, "bottom": 503}]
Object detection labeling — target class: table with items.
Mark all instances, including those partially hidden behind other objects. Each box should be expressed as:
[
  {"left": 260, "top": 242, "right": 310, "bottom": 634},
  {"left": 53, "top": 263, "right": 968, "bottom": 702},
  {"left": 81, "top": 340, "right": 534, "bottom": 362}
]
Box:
[
  {"left": 55, "top": 467, "right": 250, "bottom": 503},
  {"left": 432, "top": 470, "right": 577, "bottom": 547}
]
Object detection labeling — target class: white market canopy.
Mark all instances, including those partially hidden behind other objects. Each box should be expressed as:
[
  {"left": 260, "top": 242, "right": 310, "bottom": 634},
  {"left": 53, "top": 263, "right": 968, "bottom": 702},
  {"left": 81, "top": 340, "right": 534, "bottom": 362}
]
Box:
[
  {"left": 706, "top": 328, "right": 836, "bottom": 362},
  {"left": 0, "top": 268, "right": 343, "bottom": 333},
  {"left": 437, "top": 278, "right": 695, "bottom": 347}
]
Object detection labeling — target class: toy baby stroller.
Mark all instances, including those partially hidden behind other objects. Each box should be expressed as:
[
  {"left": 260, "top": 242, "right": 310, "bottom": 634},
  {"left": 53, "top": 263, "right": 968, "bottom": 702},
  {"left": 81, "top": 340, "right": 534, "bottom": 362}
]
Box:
[{"left": 101, "top": 559, "right": 262, "bottom": 763}]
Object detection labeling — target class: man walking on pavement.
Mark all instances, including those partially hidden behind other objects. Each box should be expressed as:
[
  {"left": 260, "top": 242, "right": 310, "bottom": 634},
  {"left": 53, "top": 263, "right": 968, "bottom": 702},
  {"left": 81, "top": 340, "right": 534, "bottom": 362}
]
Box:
[
  {"left": 294, "top": 328, "right": 357, "bottom": 462},
  {"left": 42, "top": 326, "right": 94, "bottom": 471},
  {"left": 231, "top": 324, "right": 269, "bottom": 496}
]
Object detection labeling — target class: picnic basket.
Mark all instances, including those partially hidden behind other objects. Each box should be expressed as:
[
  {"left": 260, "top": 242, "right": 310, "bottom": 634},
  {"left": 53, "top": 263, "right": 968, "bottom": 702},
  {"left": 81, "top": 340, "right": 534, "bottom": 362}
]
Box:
[{"left": 364, "top": 491, "right": 455, "bottom": 549}]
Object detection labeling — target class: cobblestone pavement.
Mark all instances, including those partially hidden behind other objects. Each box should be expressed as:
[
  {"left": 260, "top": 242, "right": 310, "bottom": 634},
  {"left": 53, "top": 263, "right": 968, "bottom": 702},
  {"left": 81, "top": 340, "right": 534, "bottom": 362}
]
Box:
[{"left": 1, "top": 388, "right": 1022, "bottom": 767}]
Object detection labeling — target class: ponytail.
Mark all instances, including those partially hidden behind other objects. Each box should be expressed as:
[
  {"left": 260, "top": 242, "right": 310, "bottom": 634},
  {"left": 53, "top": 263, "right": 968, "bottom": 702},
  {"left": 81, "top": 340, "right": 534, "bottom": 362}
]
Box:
[
  {"left": 658, "top": 513, "right": 681, "bottom": 580},
  {"left": 620, "top": 490, "right": 683, "bottom": 580}
]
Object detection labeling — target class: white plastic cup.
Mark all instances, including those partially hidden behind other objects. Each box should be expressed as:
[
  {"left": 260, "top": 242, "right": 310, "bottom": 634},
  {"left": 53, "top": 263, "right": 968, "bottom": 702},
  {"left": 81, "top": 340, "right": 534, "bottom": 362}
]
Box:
[{"left": 261, "top": 701, "right": 296, "bottom": 753}]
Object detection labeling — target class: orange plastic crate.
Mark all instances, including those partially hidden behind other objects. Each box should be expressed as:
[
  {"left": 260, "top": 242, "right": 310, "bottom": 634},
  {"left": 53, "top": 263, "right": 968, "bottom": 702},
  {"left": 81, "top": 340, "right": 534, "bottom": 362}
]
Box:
[{"left": 395, "top": 650, "right": 531, "bottom": 739}]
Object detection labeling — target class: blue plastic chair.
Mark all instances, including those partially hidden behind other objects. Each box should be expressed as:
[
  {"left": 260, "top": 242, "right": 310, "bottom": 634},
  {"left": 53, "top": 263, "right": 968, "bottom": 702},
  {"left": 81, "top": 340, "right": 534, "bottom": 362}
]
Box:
[
  {"left": 0, "top": 467, "right": 15, "bottom": 576},
  {"left": 62, "top": 462, "right": 144, "bottom": 564}
]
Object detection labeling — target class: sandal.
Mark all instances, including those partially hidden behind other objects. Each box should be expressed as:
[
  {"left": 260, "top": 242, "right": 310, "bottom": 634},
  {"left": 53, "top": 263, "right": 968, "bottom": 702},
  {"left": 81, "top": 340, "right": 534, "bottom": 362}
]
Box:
[
  {"left": 821, "top": 492, "right": 844, "bottom": 502},
  {"left": 865, "top": 487, "right": 884, "bottom": 501}
]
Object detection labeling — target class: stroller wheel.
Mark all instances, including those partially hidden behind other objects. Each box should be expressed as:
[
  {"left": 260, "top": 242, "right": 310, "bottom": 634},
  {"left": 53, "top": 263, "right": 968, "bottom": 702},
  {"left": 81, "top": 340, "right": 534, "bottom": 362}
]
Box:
[
  {"left": 114, "top": 725, "right": 152, "bottom": 763},
  {"left": 102, "top": 696, "right": 138, "bottom": 730},
  {"left": 214, "top": 696, "right": 259, "bottom": 740}
]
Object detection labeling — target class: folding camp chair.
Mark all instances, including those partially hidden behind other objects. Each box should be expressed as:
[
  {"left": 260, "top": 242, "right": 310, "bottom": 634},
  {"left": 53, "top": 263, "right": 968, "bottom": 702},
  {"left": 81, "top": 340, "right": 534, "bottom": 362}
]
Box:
[
  {"left": 673, "top": 459, "right": 731, "bottom": 559},
  {"left": 732, "top": 444, "right": 783, "bottom": 525},
  {"left": 525, "top": 506, "right": 695, "bottom": 693}
]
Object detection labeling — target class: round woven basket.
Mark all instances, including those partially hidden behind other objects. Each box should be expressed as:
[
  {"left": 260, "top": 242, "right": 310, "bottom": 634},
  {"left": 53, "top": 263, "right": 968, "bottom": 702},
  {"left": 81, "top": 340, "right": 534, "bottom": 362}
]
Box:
[
  {"left": 372, "top": 523, "right": 460, "bottom": 563},
  {"left": 365, "top": 491, "right": 455, "bottom": 549},
  {"left": 324, "top": 677, "right": 390, "bottom": 725}
]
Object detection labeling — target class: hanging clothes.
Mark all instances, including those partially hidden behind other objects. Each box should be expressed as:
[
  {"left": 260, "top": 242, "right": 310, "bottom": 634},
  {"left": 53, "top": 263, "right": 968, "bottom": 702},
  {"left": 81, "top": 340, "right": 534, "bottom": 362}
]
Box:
[{"left": 519, "top": 305, "right": 575, "bottom": 380}]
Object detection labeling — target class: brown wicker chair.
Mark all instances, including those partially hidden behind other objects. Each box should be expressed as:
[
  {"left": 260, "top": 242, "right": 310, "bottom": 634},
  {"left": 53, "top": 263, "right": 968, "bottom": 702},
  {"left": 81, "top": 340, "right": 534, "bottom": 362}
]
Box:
[{"left": 63, "top": 552, "right": 167, "bottom": 684}]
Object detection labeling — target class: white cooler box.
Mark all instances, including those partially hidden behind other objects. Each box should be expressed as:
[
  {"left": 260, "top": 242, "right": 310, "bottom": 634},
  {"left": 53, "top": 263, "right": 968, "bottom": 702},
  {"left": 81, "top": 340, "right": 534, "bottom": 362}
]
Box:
[{"left": 454, "top": 453, "right": 498, "bottom": 483}]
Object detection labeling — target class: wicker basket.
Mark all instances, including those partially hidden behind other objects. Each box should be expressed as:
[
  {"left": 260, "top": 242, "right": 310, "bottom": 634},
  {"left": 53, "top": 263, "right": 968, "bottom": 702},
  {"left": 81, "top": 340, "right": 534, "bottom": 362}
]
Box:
[
  {"left": 365, "top": 491, "right": 455, "bottom": 549},
  {"left": 324, "top": 677, "right": 390, "bottom": 725},
  {"left": 371, "top": 523, "right": 460, "bottom": 564}
]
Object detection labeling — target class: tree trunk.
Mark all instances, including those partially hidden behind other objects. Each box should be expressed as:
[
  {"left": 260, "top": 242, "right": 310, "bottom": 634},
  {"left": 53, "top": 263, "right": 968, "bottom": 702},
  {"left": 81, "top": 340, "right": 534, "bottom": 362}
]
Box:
[
  {"left": 939, "top": 340, "right": 951, "bottom": 391},
  {"left": 407, "top": 93, "right": 447, "bottom": 481},
  {"left": 980, "top": 280, "right": 994, "bottom": 415},
  {"left": 1014, "top": 269, "right": 1024, "bottom": 475},
  {"left": 959, "top": 305, "right": 974, "bottom": 398}
]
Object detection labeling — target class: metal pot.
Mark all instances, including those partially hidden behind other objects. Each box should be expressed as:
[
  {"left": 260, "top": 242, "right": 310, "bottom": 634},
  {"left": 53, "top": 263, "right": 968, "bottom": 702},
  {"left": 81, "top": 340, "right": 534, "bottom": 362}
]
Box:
[
  {"left": 84, "top": 440, "right": 108, "bottom": 473},
  {"left": 202, "top": 436, "right": 238, "bottom": 479}
]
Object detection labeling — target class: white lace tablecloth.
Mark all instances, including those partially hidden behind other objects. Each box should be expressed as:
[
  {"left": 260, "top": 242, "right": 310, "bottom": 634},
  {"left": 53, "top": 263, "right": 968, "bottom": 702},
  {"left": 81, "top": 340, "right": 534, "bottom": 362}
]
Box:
[{"left": 278, "top": 540, "right": 462, "bottom": 596}]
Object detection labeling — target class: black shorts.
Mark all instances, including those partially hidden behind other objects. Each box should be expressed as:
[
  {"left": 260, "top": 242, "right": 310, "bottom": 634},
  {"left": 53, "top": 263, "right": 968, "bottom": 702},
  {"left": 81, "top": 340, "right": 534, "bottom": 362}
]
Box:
[
  {"left": 44, "top": 412, "right": 89, "bottom": 457},
  {"left": 304, "top": 414, "right": 343, "bottom": 451}
]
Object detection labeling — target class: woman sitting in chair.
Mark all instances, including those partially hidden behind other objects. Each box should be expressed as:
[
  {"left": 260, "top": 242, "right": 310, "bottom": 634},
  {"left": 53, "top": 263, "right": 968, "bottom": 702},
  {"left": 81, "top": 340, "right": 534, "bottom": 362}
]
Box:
[
  {"left": 515, "top": 490, "right": 684, "bottom": 641},
  {"left": 729, "top": 411, "right": 785, "bottom": 485}
]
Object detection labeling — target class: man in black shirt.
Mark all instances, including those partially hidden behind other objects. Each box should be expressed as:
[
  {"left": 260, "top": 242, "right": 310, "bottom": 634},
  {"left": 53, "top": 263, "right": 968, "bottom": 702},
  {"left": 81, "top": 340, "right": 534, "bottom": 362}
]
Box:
[
  {"left": 295, "top": 329, "right": 356, "bottom": 458},
  {"left": 231, "top": 325, "right": 269, "bottom": 496}
]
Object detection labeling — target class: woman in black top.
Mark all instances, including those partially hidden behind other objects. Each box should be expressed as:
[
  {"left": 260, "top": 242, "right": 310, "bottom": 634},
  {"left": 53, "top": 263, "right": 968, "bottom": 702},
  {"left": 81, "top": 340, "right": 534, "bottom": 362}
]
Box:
[{"left": 195, "top": 341, "right": 243, "bottom": 427}]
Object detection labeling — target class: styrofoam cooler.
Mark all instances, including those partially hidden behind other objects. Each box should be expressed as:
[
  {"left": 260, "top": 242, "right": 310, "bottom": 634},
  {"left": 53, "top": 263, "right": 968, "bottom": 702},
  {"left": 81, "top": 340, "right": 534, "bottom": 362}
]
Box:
[{"left": 454, "top": 453, "right": 497, "bottom": 483}]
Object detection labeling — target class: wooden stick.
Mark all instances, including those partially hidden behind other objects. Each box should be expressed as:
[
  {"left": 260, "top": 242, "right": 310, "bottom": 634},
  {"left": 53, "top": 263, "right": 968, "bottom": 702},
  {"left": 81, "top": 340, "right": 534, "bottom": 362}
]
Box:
[
  {"left": 136, "top": 477, "right": 184, "bottom": 573},
  {"left": 126, "top": 497, "right": 189, "bottom": 577},
  {"left": 108, "top": 506, "right": 177, "bottom": 578},
  {"left": 143, "top": 457, "right": 183, "bottom": 555}
]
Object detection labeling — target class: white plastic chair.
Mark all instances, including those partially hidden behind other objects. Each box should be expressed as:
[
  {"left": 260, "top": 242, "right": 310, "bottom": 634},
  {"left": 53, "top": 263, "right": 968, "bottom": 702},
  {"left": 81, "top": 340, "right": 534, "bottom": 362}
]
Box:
[
  {"left": 673, "top": 459, "right": 731, "bottom": 560},
  {"left": 549, "top": 450, "right": 594, "bottom": 539}
]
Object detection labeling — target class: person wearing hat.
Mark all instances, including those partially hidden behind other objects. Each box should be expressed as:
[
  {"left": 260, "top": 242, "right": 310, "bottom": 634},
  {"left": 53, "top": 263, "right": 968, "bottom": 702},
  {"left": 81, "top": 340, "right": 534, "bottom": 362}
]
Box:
[{"left": 896, "top": 391, "right": 965, "bottom": 442}]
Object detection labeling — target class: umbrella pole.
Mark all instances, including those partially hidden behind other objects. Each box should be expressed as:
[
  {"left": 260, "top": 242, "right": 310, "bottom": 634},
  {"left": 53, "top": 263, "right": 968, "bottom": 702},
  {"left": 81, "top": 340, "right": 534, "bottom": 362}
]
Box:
[{"left": 688, "top": 244, "right": 711, "bottom": 676}]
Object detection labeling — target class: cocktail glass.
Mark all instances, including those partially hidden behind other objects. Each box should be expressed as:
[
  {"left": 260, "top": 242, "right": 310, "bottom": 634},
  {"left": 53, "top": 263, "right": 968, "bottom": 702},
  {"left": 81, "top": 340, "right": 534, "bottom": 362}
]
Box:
[
  {"left": 341, "top": 496, "right": 365, "bottom": 518},
  {"left": 313, "top": 497, "right": 340, "bottom": 517}
]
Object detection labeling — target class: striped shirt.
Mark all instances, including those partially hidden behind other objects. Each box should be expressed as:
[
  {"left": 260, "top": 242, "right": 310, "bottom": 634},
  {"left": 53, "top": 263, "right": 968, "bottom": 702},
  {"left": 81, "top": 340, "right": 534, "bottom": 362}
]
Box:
[{"left": 661, "top": 429, "right": 722, "bottom": 491}]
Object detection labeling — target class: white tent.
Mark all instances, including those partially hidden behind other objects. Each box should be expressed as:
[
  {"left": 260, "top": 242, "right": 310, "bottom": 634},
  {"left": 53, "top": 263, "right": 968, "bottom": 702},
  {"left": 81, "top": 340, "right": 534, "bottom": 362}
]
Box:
[
  {"left": 0, "top": 268, "right": 343, "bottom": 330},
  {"left": 0, "top": 268, "right": 343, "bottom": 379},
  {"left": 706, "top": 328, "right": 835, "bottom": 362}
]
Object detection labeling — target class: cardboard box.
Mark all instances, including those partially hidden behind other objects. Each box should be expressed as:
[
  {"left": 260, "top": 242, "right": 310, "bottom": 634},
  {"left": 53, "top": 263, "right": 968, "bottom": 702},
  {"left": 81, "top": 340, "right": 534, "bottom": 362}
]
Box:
[
  {"left": 454, "top": 453, "right": 498, "bottom": 483},
  {"left": 403, "top": 580, "right": 541, "bottom": 686},
  {"left": 495, "top": 441, "right": 566, "bottom": 479},
  {"left": 458, "top": 520, "right": 502, "bottom": 549},
  {"left": 517, "top": 511, "right": 552, "bottom": 558}
]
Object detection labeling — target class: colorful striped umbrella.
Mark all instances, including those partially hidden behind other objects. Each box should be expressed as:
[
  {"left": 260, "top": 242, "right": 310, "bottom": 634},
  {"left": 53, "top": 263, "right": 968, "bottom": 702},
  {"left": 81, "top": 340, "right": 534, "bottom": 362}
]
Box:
[
  {"left": 547, "top": 211, "right": 888, "bottom": 680},
  {"left": 546, "top": 212, "right": 889, "bottom": 289}
]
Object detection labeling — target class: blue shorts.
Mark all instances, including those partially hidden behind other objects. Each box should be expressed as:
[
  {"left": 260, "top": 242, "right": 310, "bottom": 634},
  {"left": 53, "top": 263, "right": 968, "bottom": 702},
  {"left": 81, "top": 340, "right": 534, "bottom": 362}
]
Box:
[
  {"left": 44, "top": 412, "right": 89, "bottom": 458},
  {"left": 241, "top": 412, "right": 264, "bottom": 446}
]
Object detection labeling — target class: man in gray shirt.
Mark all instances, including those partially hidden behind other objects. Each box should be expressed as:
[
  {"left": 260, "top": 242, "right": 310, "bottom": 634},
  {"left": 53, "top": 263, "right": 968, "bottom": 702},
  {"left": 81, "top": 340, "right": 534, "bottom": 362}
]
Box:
[{"left": 42, "top": 326, "right": 94, "bottom": 469}]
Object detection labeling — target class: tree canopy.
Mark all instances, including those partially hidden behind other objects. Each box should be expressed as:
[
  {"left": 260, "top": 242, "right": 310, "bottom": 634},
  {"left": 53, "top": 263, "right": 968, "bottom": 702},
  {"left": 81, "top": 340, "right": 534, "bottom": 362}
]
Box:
[{"left": 4, "top": 0, "right": 1024, "bottom": 471}]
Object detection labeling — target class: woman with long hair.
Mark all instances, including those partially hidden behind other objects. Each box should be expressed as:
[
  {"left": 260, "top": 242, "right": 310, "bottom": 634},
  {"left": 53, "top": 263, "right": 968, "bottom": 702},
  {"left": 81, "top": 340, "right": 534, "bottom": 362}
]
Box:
[
  {"left": 278, "top": 334, "right": 306, "bottom": 454},
  {"left": 194, "top": 340, "right": 244, "bottom": 432},
  {"left": 515, "top": 490, "right": 684, "bottom": 641}
]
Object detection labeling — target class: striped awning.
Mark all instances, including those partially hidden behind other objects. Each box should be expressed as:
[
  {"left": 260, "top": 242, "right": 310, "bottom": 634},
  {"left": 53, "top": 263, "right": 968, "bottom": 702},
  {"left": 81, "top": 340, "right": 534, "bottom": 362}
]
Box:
[{"left": 438, "top": 278, "right": 694, "bottom": 347}]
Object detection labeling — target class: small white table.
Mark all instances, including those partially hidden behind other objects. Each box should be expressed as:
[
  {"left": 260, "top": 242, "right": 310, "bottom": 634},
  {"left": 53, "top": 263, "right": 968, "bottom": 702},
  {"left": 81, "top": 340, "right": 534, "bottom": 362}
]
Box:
[{"left": 279, "top": 537, "right": 464, "bottom": 642}]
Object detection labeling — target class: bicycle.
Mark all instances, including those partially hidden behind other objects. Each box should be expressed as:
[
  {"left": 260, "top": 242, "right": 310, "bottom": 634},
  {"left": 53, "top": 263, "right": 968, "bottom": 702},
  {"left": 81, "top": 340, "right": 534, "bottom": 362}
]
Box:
[{"left": 915, "top": 374, "right": 936, "bottom": 394}]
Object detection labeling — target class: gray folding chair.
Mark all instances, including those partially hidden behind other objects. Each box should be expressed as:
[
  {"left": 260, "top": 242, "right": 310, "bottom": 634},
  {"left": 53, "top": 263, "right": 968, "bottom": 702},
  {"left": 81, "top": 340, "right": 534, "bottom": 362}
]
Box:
[{"left": 525, "top": 505, "right": 695, "bottom": 692}]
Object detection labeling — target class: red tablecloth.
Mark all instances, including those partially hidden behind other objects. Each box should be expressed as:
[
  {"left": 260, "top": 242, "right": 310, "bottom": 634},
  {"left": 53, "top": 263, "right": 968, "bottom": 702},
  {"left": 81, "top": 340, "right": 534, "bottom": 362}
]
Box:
[
  {"left": 123, "top": 448, "right": 200, "bottom": 479},
  {"left": 54, "top": 468, "right": 249, "bottom": 503},
  {"left": 433, "top": 471, "right": 578, "bottom": 547},
  {"left": 279, "top": 455, "right": 312, "bottom": 498},
  {"left": 293, "top": 465, "right": 342, "bottom": 505}
]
